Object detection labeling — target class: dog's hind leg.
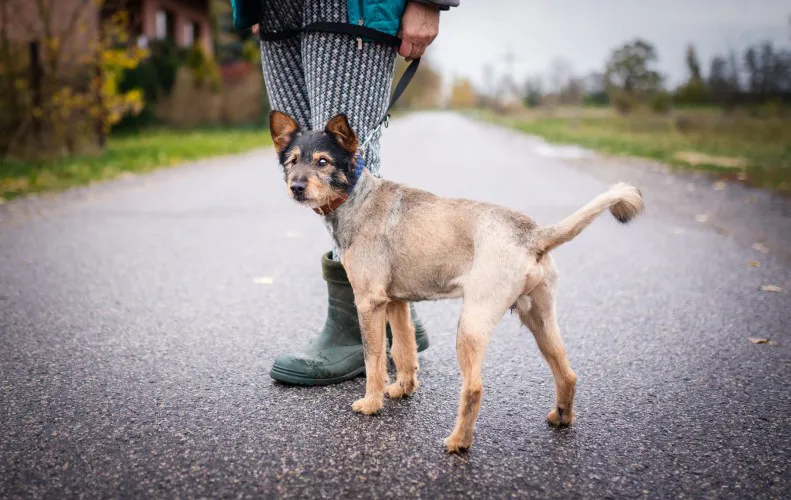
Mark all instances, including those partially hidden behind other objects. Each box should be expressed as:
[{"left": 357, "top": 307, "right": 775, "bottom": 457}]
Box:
[
  {"left": 444, "top": 298, "right": 512, "bottom": 453},
  {"left": 515, "top": 271, "right": 577, "bottom": 426},
  {"left": 384, "top": 300, "right": 419, "bottom": 399}
]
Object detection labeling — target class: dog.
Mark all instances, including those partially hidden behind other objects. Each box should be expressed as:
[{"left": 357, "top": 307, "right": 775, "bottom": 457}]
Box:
[{"left": 269, "top": 111, "right": 644, "bottom": 453}]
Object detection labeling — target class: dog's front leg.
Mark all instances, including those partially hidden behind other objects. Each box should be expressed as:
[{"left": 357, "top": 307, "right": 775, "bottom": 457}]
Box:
[
  {"left": 351, "top": 294, "right": 389, "bottom": 415},
  {"left": 384, "top": 300, "right": 419, "bottom": 399}
]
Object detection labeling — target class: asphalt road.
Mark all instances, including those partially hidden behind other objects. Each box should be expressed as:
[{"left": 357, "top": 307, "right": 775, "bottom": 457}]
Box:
[{"left": 1, "top": 112, "right": 790, "bottom": 499}]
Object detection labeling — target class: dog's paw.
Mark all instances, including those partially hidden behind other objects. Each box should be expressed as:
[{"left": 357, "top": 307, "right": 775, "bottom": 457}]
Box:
[
  {"left": 443, "top": 433, "right": 473, "bottom": 454},
  {"left": 352, "top": 397, "right": 383, "bottom": 415},
  {"left": 546, "top": 406, "right": 574, "bottom": 427},
  {"left": 384, "top": 379, "right": 419, "bottom": 399}
]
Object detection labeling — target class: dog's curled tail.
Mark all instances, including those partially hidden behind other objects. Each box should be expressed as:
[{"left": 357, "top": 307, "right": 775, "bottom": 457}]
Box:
[{"left": 534, "top": 182, "right": 644, "bottom": 255}]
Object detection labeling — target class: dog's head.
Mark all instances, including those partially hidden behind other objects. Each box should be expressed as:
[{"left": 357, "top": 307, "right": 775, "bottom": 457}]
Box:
[{"left": 269, "top": 111, "right": 359, "bottom": 209}]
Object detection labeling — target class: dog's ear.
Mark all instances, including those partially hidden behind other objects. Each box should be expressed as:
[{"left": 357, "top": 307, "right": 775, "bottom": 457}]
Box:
[
  {"left": 324, "top": 114, "right": 358, "bottom": 153},
  {"left": 270, "top": 111, "right": 300, "bottom": 153}
]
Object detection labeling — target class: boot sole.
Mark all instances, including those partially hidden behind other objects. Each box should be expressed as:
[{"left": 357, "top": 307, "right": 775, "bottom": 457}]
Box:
[
  {"left": 270, "top": 364, "right": 366, "bottom": 386},
  {"left": 270, "top": 337, "right": 430, "bottom": 386}
]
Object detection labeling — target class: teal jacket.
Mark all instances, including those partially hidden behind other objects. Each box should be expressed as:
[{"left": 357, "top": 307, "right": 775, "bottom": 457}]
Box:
[{"left": 231, "top": 0, "right": 458, "bottom": 37}]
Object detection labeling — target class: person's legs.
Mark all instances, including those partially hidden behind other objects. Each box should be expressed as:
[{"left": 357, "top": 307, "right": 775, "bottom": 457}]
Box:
[
  {"left": 302, "top": 0, "right": 396, "bottom": 178},
  {"left": 259, "top": 1, "right": 310, "bottom": 129},
  {"left": 263, "top": 0, "right": 428, "bottom": 386}
]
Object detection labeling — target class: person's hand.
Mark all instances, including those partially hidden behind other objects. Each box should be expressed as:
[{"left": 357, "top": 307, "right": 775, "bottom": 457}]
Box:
[
  {"left": 252, "top": 23, "right": 260, "bottom": 36},
  {"left": 398, "top": 2, "right": 440, "bottom": 61}
]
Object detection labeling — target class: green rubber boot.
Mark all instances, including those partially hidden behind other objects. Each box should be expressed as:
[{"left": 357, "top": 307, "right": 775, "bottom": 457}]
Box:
[{"left": 270, "top": 251, "right": 429, "bottom": 386}]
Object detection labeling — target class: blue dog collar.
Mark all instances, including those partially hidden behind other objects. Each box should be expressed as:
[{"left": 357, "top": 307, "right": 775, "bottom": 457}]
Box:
[{"left": 346, "top": 153, "right": 365, "bottom": 193}]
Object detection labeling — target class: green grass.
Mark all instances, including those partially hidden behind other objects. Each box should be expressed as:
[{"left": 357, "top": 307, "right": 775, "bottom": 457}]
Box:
[
  {"left": 474, "top": 108, "right": 791, "bottom": 194},
  {"left": 0, "top": 126, "right": 272, "bottom": 201}
]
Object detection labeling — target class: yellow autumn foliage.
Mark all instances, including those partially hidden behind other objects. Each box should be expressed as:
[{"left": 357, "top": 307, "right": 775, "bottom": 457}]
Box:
[{"left": 1, "top": 6, "right": 147, "bottom": 156}]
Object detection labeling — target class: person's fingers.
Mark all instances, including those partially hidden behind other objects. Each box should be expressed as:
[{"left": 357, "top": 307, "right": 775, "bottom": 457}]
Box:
[
  {"left": 399, "top": 39, "right": 413, "bottom": 59},
  {"left": 410, "top": 43, "right": 426, "bottom": 59},
  {"left": 252, "top": 24, "right": 260, "bottom": 36}
]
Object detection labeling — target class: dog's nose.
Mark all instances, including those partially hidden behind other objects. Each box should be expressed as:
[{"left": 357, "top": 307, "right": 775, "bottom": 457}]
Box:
[{"left": 290, "top": 179, "right": 307, "bottom": 196}]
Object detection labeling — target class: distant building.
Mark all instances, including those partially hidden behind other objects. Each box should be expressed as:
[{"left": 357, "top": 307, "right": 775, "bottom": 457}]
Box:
[
  {"left": 1, "top": 0, "right": 213, "bottom": 63},
  {"left": 112, "top": 0, "right": 213, "bottom": 56}
]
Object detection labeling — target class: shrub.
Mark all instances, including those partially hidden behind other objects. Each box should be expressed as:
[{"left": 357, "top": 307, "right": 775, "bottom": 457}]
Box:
[
  {"left": 650, "top": 91, "right": 673, "bottom": 114},
  {"left": 116, "top": 41, "right": 184, "bottom": 130},
  {"left": 185, "top": 46, "right": 221, "bottom": 91},
  {"left": 674, "top": 115, "right": 700, "bottom": 134},
  {"left": 611, "top": 91, "right": 638, "bottom": 115}
]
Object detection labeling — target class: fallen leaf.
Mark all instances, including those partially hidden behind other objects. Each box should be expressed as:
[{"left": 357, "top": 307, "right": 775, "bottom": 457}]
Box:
[
  {"left": 253, "top": 276, "right": 275, "bottom": 285},
  {"left": 752, "top": 243, "right": 769, "bottom": 254},
  {"left": 747, "top": 260, "right": 760, "bottom": 268},
  {"left": 712, "top": 181, "right": 726, "bottom": 191},
  {"left": 760, "top": 284, "right": 783, "bottom": 293},
  {"left": 674, "top": 151, "right": 747, "bottom": 169},
  {"left": 748, "top": 337, "right": 769, "bottom": 344},
  {"left": 695, "top": 214, "right": 710, "bottom": 223}
]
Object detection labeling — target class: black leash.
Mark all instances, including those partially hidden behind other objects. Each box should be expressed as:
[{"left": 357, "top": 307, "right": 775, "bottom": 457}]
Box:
[{"left": 259, "top": 20, "right": 421, "bottom": 133}]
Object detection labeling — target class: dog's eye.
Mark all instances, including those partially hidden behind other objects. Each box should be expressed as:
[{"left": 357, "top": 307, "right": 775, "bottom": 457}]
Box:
[{"left": 318, "top": 158, "right": 329, "bottom": 167}]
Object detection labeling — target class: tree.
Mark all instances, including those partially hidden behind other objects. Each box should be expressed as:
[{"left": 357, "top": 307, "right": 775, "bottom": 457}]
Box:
[
  {"left": 448, "top": 78, "right": 478, "bottom": 109},
  {"left": 523, "top": 75, "right": 543, "bottom": 108},
  {"left": 708, "top": 56, "right": 732, "bottom": 104},
  {"left": 0, "top": 1, "right": 146, "bottom": 157},
  {"left": 685, "top": 44, "right": 703, "bottom": 83},
  {"left": 547, "top": 57, "right": 573, "bottom": 94},
  {"left": 676, "top": 43, "right": 710, "bottom": 104},
  {"left": 558, "top": 76, "right": 584, "bottom": 106},
  {"left": 743, "top": 41, "right": 791, "bottom": 99},
  {"left": 605, "top": 39, "right": 662, "bottom": 96},
  {"left": 584, "top": 72, "right": 609, "bottom": 105},
  {"left": 392, "top": 57, "right": 442, "bottom": 110},
  {"left": 727, "top": 49, "right": 741, "bottom": 91},
  {"left": 745, "top": 46, "right": 760, "bottom": 94},
  {"left": 707, "top": 49, "right": 742, "bottom": 110}
]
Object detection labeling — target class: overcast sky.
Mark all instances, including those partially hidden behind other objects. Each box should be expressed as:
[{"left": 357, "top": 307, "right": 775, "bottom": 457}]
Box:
[{"left": 428, "top": 0, "right": 790, "bottom": 91}]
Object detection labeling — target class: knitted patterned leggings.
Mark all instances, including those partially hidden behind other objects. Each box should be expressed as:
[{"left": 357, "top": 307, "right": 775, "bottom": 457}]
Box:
[
  {"left": 259, "top": 0, "right": 397, "bottom": 261},
  {"left": 259, "top": 0, "right": 397, "bottom": 177}
]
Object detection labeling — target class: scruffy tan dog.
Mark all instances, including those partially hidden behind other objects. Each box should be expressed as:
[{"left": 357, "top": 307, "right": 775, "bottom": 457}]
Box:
[{"left": 270, "top": 111, "right": 644, "bottom": 453}]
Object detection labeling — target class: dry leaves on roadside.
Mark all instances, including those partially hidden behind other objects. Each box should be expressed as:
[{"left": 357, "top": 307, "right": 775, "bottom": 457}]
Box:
[
  {"left": 747, "top": 260, "right": 760, "bottom": 268},
  {"left": 695, "top": 214, "right": 710, "bottom": 223},
  {"left": 748, "top": 337, "right": 778, "bottom": 345},
  {"left": 760, "top": 284, "right": 783, "bottom": 293},
  {"left": 752, "top": 243, "right": 769, "bottom": 254}
]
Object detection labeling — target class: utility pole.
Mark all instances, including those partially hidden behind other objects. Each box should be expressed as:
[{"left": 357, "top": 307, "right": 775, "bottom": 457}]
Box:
[{"left": 500, "top": 48, "right": 519, "bottom": 101}]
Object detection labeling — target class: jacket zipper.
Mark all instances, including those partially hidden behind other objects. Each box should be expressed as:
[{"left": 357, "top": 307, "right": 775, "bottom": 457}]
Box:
[{"left": 356, "top": 0, "right": 364, "bottom": 50}]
